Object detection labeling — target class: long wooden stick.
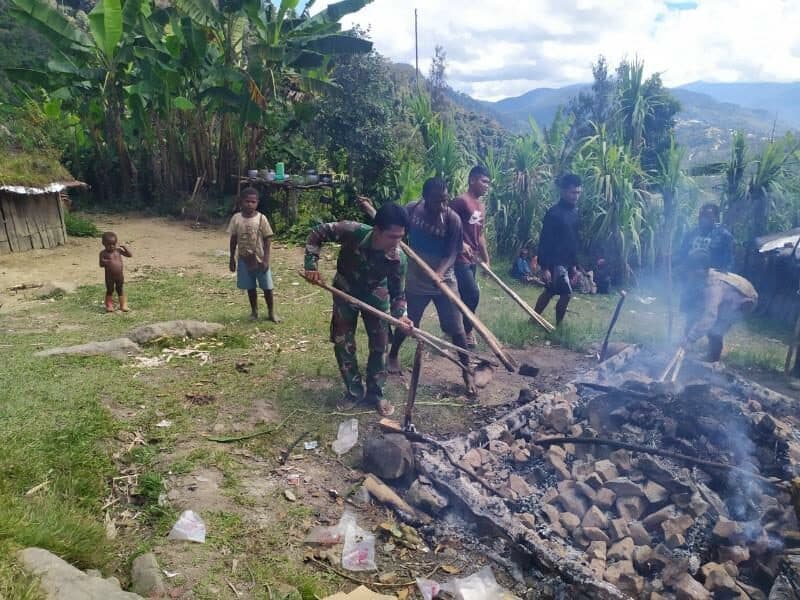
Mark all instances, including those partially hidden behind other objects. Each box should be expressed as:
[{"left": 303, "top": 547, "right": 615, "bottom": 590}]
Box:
[
  {"left": 299, "top": 273, "right": 490, "bottom": 371},
  {"left": 659, "top": 347, "right": 685, "bottom": 382},
  {"left": 477, "top": 260, "right": 555, "bottom": 332},
  {"left": 404, "top": 341, "right": 424, "bottom": 429},
  {"left": 536, "top": 436, "right": 786, "bottom": 488},
  {"left": 358, "top": 199, "right": 516, "bottom": 371},
  {"left": 600, "top": 291, "right": 627, "bottom": 361},
  {"left": 363, "top": 474, "right": 432, "bottom": 524},
  {"left": 784, "top": 313, "right": 800, "bottom": 375}
]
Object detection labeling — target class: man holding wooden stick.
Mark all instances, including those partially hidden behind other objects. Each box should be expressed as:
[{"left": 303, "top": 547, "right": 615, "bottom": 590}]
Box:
[
  {"left": 385, "top": 177, "right": 477, "bottom": 396},
  {"left": 304, "top": 203, "right": 414, "bottom": 416},
  {"left": 450, "top": 165, "right": 491, "bottom": 348}
]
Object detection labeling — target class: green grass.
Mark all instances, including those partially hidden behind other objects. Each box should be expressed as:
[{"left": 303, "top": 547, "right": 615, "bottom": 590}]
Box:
[
  {"left": 64, "top": 212, "right": 100, "bottom": 238},
  {"left": 0, "top": 255, "right": 790, "bottom": 598}
]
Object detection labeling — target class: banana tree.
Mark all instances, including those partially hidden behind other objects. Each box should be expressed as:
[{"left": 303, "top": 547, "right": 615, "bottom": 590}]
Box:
[
  {"left": 576, "top": 123, "right": 652, "bottom": 283},
  {"left": 8, "top": 0, "right": 149, "bottom": 195}
]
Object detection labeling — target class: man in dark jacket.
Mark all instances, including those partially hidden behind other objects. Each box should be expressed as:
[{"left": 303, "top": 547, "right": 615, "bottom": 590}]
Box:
[{"left": 534, "top": 174, "right": 582, "bottom": 325}]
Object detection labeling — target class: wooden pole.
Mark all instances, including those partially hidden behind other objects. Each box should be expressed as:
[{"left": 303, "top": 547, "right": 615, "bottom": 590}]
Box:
[
  {"left": 599, "top": 291, "right": 627, "bottom": 362},
  {"left": 477, "top": 260, "right": 555, "bottom": 332},
  {"left": 784, "top": 313, "right": 800, "bottom": 375},
  {"left": 299, "top": 273, "right": 492, "bottom": 371},
  {"left": 358, "top": 198, "right": 516, "bottom": 371},
  {"left": 404, "top": 341, "right": 424, "bottom": 429}
]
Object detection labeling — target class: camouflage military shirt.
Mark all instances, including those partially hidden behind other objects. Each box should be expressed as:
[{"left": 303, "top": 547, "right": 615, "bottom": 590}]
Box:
[{"left": 304, "top": 221, "right": 408, "bottom": 317}]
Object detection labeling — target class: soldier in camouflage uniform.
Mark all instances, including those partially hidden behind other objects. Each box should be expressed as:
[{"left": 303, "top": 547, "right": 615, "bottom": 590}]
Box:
[{"left": 304, "top": 203, "right": 413, "bottom": 416}]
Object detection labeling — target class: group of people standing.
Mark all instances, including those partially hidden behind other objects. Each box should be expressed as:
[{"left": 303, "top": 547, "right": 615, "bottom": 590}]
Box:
[
  {"left": 301, "top": 168, "right": 588, "bottom": 416},
  {"left": 225, "top": 169, "right": 760, "bottom": 418}
]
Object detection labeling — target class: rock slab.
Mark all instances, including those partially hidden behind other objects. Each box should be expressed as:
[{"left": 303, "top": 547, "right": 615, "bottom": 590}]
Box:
[
  {"left": 18, "top": 547, "right": 143, "bottom": 600},
  {"left": 130, "top": 553, "right": 166, "bottom": 597},
  {"left": 126, "top": 320, "right": 224, "bottom": 344}
]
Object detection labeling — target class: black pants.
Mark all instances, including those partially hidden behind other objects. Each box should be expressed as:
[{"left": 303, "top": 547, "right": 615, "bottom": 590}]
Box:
[{"left": 454, "top": 263, "right": 479, "bottom": 334}]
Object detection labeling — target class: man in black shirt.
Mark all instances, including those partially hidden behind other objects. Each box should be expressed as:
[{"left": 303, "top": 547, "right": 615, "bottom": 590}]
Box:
[{"left": 534, "top": 174, "right": 582, "bottom": 325}]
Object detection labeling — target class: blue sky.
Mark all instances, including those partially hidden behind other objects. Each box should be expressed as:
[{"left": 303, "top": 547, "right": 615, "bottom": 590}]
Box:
[{"left": 312, "top": 0, "right": 800, "bottom": 101}]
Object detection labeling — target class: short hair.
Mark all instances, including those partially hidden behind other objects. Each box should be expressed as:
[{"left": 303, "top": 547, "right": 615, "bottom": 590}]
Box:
[
  {"left": 240, "top": 187, "right": 259, "bottom": 199},
  {"left": 700, "top": 203, "right": 720, "bottom": 219},
  {"left": 469, "top": 165, "right": 490, "bottom": 180},
  {"left": 422, "top": 177, "right": 448, "bottom": 200},
  {"left": 559, "top": 173, "right": 582, "bottom": 189},
  {"left": 101, "top": 231, "right": 117, "bottom": 244},
  {"left": 374, "top": 202, "right": 409, "bottom": 231}
]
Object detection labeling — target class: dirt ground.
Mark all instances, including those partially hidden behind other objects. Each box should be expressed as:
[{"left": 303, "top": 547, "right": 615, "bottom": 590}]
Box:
[{"left": 0, "top": 215, "right": 232, "bottom": 312}]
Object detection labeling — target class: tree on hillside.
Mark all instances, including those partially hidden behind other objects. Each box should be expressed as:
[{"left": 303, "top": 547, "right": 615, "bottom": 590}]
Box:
[
  {"left": 428, "top": 44, "right": 449, "bottom": 114},
  {"left": 313, "top": 51, "right": 399, "bottom": 196}
]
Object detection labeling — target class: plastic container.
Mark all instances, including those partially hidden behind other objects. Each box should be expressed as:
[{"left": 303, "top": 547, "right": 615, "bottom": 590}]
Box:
[
  {"left": 275, "top": 162, "right": 285, "bottom": 181},
  {"left": 331, "top": 418, "right": 358, "bottom": 456}
]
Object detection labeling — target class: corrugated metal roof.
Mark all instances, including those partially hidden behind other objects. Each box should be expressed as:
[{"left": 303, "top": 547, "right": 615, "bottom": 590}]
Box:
[{"left": 0, "top": 181, "right": 87, "bottom": 195}]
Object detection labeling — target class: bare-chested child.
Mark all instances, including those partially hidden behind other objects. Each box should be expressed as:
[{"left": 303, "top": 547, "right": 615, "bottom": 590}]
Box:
[{"left": 99, "top": 231, "right": 132, "bottom": 312}]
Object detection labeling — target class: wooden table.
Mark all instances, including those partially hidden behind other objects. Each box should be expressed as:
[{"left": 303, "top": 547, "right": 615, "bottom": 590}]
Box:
[{"left": 237, "top": 177, "right": 336, "bottom": 230}]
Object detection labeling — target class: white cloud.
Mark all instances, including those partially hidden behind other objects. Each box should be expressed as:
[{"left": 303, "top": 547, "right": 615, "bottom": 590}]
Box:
[{"left": 316, "top": 0, "right": 800, "bottom": 101}]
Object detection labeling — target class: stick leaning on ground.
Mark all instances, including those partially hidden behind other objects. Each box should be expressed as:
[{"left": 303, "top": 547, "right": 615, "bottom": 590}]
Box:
[
  {"left": 356, "top": 198, "right": 516, "bottom": 372},
  {"left": 298, "top": 272, "right": 495, "bottom": 373},
  {"left": 477, "top": 260, "right": 555, "bottom": 332}
]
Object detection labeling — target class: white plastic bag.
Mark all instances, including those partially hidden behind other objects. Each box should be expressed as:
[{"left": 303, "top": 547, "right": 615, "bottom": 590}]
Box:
[
  {"left": 331, "top": 418, "right": 358, "bottom": 456},
  {"left": 416, "top": 578, "right": 443, "bottom": 600},
  {"left": 450, "top": 567, "right": 505, "bottom": 600},
  {"left": 168, "top": 510, "right": 206, "bottom": 543},
  {"left": 341, "top": 520, "right": 376, "bottom": 572},
  {"left": 303, "top": 510, "right": 356, "bottom": 546}
]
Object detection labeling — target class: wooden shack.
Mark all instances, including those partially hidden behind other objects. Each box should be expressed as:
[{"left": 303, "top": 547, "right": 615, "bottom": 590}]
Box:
[{"left": 0, "top": 153, "right": 85, "bottom": 254}]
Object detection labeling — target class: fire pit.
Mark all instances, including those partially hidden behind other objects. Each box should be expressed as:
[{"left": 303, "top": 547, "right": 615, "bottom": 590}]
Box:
[{"left": 414, "top": 347, "right": 800, "bottom": 599}]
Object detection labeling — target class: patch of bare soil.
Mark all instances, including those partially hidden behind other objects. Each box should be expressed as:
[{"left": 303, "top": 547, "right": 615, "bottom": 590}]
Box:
[{"left": 0, "top": 215, "right": 230, "bottom": 312}]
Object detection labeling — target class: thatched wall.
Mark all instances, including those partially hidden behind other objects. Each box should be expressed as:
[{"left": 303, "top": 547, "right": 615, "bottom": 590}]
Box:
[{"left": 0, "top": 190, "right": 66, "bottom": 254}]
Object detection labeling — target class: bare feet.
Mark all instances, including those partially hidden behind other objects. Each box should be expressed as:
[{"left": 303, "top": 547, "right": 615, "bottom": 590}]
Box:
[
  {"left": 336, "top": 394, "right": 358, "bottom": 411},
  {"left": 248, "top": 313, "right": 258, "bottom": 321},
  {"left": 463, "top": 372, "right": 478, "bottom": 398},
  {"left": 266, "top": 314, "right": 281, "bottom": 323},
  {"left": 387, "top": 354, "right": 403, "bottom": 375}
]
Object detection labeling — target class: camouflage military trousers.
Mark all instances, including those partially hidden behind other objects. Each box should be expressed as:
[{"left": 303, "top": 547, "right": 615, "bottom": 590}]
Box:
[{"left": 330, "top": 295, "right": 390, "bottom": 401}]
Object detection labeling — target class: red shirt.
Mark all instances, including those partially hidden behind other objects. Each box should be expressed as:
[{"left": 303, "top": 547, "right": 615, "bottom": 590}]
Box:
[{"left": 450, "top": 194, "right": 485, "bottom": 265}]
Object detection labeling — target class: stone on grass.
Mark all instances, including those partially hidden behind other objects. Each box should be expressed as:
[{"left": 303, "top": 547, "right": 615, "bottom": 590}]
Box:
[
  {"left": 35, "top": 338, "right": 142, "bottom": 360},
  {"left": 18, "top": 548, "right": 143, "bottom": 600},
  {"left": 362, "top": 434, "right": 414, "bottom": 481},
  {"left": 126, "top": 320, "right": 223, "bottom": 344},
  {"left": 130, "top": 553, "right": 166, "bottom": 598}
]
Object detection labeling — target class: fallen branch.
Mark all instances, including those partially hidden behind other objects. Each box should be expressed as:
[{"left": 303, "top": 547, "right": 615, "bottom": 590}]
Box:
[
  {"left": 536, "top": 436, "right": 787, "bottom": 488},
  {"left": 205, "top": 409, "right": 297, "bottom": 443},
  {"left": 308, "top": 556, "right": 439, "bottom": 589},
  {"left": 364, "top": 474, "right": 432, "bottom": 524}
]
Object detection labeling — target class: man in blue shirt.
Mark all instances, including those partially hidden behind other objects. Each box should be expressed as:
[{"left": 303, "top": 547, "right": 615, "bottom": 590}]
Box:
[{"left": 386, "top": 177, "right": 475, "bottom": 396}]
